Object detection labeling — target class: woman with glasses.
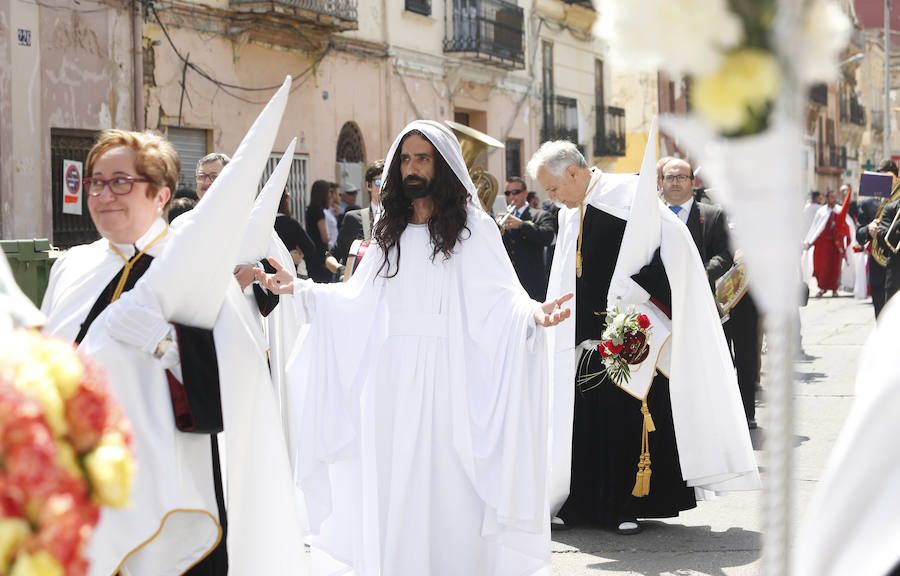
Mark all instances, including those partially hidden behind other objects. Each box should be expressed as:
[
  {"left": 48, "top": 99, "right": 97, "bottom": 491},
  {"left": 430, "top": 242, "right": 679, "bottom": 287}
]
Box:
[{"left": 40, "top": 125, "right": 305, "bottom": 575}]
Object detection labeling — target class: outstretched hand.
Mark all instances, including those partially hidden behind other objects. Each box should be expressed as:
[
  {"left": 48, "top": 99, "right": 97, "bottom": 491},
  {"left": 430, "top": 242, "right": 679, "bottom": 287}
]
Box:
[
  {"left": 253, "top": 257, "right": 295, "bottom": 295},
  {"left": 535, "top": 292, "right": 573, "bottom": 327}
]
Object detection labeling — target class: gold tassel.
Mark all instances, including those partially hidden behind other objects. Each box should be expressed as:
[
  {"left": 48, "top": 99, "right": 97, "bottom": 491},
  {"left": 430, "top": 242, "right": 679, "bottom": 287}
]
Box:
[{"left": 632, "top": 399, "right": 654, "bottom": 498}]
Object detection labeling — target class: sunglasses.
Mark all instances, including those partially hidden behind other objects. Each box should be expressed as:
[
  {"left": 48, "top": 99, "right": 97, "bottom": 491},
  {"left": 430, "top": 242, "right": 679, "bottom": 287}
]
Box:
[{"left": 504, "top": 188, "right": 525, "bottom": 196}]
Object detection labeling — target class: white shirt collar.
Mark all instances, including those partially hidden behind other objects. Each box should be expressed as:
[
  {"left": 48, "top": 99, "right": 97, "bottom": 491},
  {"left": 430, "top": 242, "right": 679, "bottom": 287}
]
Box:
[
  {"left": 107, "top": 217, "right": 168, "bottom": 258},
  {"left": 666, "top": 197, "right": 693, "bottom": 224}
]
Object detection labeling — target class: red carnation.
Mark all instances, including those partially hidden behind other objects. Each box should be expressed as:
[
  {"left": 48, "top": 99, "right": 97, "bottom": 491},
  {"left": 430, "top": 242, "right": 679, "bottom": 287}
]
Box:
[
  {"left": 65, "top": 381, "right": 109, "bottom": 454},
  {"left": 637, "top": 314, "right": 651, "bottom": 329},
  {"left": 598, "top": 342, "right": 610, "bottom": 358},
  {"left": 607, "top": 342, "right": 624, "bottom": 355}
]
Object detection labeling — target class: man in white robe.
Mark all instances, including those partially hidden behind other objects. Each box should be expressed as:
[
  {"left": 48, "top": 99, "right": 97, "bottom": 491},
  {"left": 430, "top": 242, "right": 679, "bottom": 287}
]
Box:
[
  {"left": 536, "top": 128, "right": 759, "bottom": 533},
  {"left": 257, "top": 120, "right": 571, "bottom": 576}
]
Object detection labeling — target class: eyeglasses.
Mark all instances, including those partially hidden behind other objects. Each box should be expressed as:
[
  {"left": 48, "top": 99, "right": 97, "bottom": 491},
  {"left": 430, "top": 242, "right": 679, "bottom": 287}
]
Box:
[
  {"left": 196, "top": 172, "right": 220, "bottom": 183},
  {"left": 505, "top": 188, "right": 525, "bottom": 196},
  {"left": 83, "top": 176, "right": 149, "bottom": 197},
  {"left": 663, "top": 174, "right": 692, "bottom": 183}
]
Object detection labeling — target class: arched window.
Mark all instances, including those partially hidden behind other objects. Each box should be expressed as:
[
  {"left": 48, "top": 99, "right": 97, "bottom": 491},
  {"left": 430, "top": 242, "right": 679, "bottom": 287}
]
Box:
[{"left": 336, "top": 122, "right": 364, "bottom": 163}]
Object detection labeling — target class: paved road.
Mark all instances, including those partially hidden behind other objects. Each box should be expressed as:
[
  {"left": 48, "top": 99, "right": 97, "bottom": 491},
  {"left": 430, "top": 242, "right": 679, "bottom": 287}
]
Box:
[{"left": 551, "top": 292, "right": 876, "bottom": 575}]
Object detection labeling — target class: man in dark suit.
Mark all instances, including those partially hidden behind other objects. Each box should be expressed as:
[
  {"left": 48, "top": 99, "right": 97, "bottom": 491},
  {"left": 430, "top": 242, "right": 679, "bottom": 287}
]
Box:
[
  {"left": 501, "top": 176, "right": 555, "bottom": 301},
  {"left": 659, "top": 159, "right": 732, "bottom": 283},
  {"left": 660, "top": 158, "right": 761, "bottom": 428},
  {"left": 857, "top": 160, "right": 898, "bottom": 318},
  {"left": 333, "top": 160, "right": 384, "bottom": 263}
]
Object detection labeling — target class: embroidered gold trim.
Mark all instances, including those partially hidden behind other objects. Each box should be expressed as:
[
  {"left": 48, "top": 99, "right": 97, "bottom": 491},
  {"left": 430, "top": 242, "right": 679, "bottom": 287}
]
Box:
[{"left": 112, "top": 508, "right": 222, "bottom": 576}]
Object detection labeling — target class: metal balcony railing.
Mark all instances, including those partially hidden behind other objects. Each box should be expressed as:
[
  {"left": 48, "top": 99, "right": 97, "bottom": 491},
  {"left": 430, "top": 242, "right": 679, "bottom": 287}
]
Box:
[
  {"left": 819, "top": 143, "right": 846, "bottom": 170},
  {"left": 840, "top": 94, "right": 866, "bottom": 127},
  {"left": 230, "top": 0, "right": 357, "bottom": 21},
  {"left": 444, "top": 0, "right": 525, "bottom": 69},
  {"left": 810, "top": 84, "right": 828, "bottom": 106},
  {"left": 594, "top": 106, "right": 626, "bottom": 157}
]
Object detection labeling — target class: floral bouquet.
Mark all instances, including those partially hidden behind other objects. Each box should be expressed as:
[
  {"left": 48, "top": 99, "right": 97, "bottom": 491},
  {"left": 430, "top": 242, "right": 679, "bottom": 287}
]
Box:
[
  {"left": 597, "top": 307, "right": 653, "bottom": 386},
  {"left": 0, "top": 330, "right": 135, "bottom": 576}
]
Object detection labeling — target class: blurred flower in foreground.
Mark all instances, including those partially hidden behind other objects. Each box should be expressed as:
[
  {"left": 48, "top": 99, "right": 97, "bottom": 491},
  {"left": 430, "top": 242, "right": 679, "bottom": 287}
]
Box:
[{"left": 0, "top": 330, "right": 135, "bottom": 576}]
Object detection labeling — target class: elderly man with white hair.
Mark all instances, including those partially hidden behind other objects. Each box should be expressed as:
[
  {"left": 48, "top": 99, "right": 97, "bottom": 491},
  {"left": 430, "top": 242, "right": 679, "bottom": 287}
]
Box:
[{"left": 531, "top": 137, "right": 759, "bottom": 536}]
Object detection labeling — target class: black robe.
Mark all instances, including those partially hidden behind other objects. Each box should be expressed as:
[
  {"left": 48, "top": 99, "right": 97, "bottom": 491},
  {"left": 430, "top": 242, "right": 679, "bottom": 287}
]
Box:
[{"left": 558, "top": 205, "right": 696, "bottom": 528}]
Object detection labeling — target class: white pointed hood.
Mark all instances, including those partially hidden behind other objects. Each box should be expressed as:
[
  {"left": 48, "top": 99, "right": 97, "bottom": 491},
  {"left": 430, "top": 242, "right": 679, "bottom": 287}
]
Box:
[
  {"left": 143, "top": 76, "right": 292, "bottom": 328},
  {"left": 608, "top": 117, "right": 661, "bottom": 306},
  {"left": 239, "top": 137, "right": 298, "bottom": 263}
]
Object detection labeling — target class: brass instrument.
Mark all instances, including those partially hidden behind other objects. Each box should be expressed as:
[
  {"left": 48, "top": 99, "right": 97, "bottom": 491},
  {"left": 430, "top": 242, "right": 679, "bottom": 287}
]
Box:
[
  {"left": 870, "top": 180, "right": 900, "bottom": 266},
  {"left": 445, "top": 120, "right": 505, "bottom": 211}
]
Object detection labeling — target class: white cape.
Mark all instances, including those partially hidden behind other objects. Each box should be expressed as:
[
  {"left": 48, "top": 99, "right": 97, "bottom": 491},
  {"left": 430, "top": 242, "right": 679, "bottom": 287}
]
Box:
[
  {"left": 546, "top": 168, "right": 760, "bottom": 515},
  {"left": 42, "top": 221, "right": 306, "bottom": 576},
  {"left": 286, "top": 205, "right": 552, "bottom": 576},
  {"left": 793, "top": 297, "right": 900, "bottom": 576}
]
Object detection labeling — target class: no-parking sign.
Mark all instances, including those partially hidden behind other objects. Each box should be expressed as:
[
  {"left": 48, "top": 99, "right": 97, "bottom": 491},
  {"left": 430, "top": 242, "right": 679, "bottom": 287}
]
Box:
[{"left": 62, "top": 160, "right": 82, "bottom": 215}]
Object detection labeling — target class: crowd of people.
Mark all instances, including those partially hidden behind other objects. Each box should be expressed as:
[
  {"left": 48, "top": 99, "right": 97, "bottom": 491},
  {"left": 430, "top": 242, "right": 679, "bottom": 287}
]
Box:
[
  {"left": 23, "top": 78, "right": 772, "bottom": 575},
  {"left": 802, "top": 159, "right": 900, "bottom": 320}
]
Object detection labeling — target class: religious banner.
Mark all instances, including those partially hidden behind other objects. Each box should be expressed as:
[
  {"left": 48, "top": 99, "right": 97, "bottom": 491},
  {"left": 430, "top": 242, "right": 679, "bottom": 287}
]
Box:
[{"left": 62, "top": 160, "right": 83, "bottom": 216}]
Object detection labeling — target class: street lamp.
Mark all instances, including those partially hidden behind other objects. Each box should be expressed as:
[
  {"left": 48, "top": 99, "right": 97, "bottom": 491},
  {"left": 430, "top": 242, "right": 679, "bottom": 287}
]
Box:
[{"left": 840, "top": 53, "right": 865, "bottom": 66}]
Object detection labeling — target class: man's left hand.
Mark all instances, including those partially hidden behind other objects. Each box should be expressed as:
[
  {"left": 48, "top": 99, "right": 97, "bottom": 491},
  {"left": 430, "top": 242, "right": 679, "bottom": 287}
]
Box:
[{"left": 535, "top": 293, "right": 573, "bottom": 327}]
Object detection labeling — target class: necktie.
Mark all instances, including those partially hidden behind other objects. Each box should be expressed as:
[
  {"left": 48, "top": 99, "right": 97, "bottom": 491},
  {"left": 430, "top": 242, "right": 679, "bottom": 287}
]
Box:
[{"left": 669, "top": 205, "right": 682, "bottom": 215}]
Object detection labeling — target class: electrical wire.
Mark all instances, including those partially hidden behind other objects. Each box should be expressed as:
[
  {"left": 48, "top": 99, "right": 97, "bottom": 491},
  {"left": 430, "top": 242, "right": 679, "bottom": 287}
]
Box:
[{"left": 146, "top": 0, "right": 333, "bottom": 102}]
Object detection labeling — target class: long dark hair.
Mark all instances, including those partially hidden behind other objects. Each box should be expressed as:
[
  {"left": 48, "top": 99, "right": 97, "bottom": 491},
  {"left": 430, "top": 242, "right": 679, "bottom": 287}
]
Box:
[
  {"left": 373, "top": 131, "right": 470, "bottom": 278},
  {"left": 309, "top": 179, "right": 331, "bottom": 209}
]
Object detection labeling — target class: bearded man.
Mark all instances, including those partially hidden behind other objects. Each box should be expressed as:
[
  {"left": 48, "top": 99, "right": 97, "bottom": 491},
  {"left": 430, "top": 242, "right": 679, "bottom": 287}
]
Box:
[{"left": 257, "top": 120, "right": 571, "bottom": 576}]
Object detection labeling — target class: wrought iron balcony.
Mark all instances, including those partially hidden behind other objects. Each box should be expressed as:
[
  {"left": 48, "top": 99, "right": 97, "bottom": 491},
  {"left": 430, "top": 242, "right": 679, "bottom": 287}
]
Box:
[
  {"left": 818, "top": 143, "right": 846, "bottom": 170},
  {"left": 839, "top": 94, "right": 866, "bottom": 127},
  {"left": 594, "top": 106, "right": 626, "bottom": 157},
  {"left": 809, "top": 83, "right": 828, "bottom": 106},
  {"left": 229, "top": 0, "right": 357, "bottom": 22},
  {"left": 444, "top": 0, "right": 525, "bottom": 70}
]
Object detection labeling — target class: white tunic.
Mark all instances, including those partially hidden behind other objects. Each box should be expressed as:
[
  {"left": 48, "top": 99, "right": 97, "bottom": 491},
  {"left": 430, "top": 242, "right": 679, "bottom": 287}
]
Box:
[
  {"left": 289, "top": 209, "right": 552, "bottom": 576},
  {"left": 794, "top": 297, "right": 900, "bottom": 576},
  {"left": 41, "top": 218, "right": 306, "bottom": 576}
]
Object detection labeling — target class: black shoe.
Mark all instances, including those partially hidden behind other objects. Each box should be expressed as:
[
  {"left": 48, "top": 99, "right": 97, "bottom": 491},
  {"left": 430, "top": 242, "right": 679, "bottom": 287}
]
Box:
[
  {"left": 550, "top": 516, "right": 570, "bottom": 531},
  {"left": 747, "top": 419, "right": 758, "bottom": 430}
]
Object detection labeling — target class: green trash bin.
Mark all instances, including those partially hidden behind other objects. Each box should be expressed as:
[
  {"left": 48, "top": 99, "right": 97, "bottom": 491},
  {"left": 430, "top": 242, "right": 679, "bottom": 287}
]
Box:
[{"left": 1, "top": 239, "right": 59, "bottom": 308}]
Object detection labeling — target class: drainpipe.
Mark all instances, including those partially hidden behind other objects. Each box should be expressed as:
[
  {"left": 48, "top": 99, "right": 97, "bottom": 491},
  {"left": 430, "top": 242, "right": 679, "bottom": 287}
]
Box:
[
  {"left": 383, "top": 0, "right": 392, "bottom": 150},
  {"left": 133, "top": 0, "right": 145, "bottom": 130}
]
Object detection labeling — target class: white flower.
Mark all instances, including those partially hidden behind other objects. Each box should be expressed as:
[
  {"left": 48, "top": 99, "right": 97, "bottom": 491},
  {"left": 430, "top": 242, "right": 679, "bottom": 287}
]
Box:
[
  {"left": 793, "top": 0, "right": 852, "bottom": 84},
  {"left": 594, "top": 0, "right": 743, "bottom": 77}
]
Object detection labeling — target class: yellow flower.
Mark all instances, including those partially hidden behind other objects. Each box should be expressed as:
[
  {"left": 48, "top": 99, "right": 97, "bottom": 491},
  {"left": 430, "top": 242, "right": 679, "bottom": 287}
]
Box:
[
  {"left": 9, "top": 550, "right": 63, "bottom": 576},
  {"left": 14, "top": 363, "right": 67, "bottom": 439},
  {"left": 693, "top": 49, "right": 780, "bottom": 133},
  {"left": 0, "top": 519, "right": 30, "bottom": 573},
  {"left": 32, "top": 337, "right": 84, "bottom": 400},
  {"left": 55, "top": 442, "right": 82, "bottom": 480},
  {"left": 84, "top": 432, "right": 136, "bottom": 508}
]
